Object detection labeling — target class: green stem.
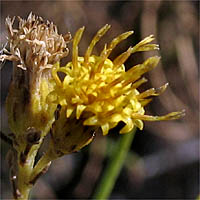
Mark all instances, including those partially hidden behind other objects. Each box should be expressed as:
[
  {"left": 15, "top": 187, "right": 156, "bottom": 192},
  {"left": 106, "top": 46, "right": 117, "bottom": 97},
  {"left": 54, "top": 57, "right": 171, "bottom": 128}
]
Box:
[
  {"left": 30, "top": 146, "right": 58, "bottom": 184},
  {"left": 93, "top": 127, "right": 137, "bottom": 199},
  {"left": 17, "top": 162, "right": 32, "bottom": 200},
  {"left": 16, "top": 145, "right": 41, "bottom": 200},
  {"left": 30, "top": 151, "right": 52, "bottom": 184}
]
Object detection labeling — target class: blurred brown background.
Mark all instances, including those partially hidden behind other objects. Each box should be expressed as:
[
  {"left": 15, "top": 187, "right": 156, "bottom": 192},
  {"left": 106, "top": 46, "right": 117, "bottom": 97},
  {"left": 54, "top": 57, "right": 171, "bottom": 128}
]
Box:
[{"left": 0, "top": 1, "right": 199, "bottom": 199}]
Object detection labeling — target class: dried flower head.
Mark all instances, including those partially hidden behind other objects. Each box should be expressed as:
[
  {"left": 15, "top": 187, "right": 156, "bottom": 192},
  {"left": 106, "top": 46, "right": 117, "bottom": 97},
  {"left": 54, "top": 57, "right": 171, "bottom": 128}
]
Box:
[
  {"left": 2, "top": 12, "right": 71, "bottom": 70},
  {"left": 47, "top": 24, "right": 185, "bottom": 155},
  {"left": 1, "top": 13, "right": 71, "bottom": 148}
]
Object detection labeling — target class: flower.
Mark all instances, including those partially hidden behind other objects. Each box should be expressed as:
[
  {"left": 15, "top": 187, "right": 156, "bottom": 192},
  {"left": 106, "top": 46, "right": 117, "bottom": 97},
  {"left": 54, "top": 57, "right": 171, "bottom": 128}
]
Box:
[
  {"left": 1, "top": 13, "right": 71, "bottom": 147},
  {"left": 1, "top": 12, "right": 71, "bottom": 69},
  {"left": 49, "top": 24, "right": 185, "bottom": 146}
]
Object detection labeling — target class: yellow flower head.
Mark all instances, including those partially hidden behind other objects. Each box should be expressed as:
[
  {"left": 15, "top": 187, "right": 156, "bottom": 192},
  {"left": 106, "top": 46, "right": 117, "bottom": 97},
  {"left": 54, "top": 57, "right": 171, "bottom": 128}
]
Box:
[{"left": 50, "top": 24, "right": 185, "bottom": 137}]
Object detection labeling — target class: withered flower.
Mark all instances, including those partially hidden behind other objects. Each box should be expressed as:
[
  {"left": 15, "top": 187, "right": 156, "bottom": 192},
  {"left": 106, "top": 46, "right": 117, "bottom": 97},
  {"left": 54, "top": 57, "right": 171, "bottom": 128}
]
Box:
[{"left": 1, "top": 12, "right": 71, "bottom": 148}]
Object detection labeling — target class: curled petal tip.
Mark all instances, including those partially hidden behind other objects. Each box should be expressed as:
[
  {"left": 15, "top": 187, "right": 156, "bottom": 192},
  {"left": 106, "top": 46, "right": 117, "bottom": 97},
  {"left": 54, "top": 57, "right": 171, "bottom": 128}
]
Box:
[
  {"left": 155, "top": 56, "right": 161, "bottom": 63},
  {"left": 77, "top": 26, "right": 85, "bottom": 33},
  {"left": 145, "top": 56, "right": 161, "bottom": 68},
  {"left": 155, "top": 44, "right": 160, "bottom": 50},
  {"left": 155, "top": 55, "right": 161, "bottom": 59},
  {"left": 127, "top": 30, "right": 134, "bottom": 36},
  {"left": 167, "top": 110, "right": 186, "bottom": 120},
  {"left": 180, "top": 109, "right": 186, "bottom": 117},
  {"left": 155, "top": 82, "right": 169, "bottom": 94},
  {"left": 105, "top": 24, "right": 111, "bottom": 28}
]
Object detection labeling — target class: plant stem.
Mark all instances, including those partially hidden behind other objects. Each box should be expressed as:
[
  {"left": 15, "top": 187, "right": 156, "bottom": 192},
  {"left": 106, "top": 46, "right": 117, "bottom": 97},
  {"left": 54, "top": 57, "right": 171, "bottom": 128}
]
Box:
[
  {"left": 15, "top": 139, "right": 47, "bottom": 200},
  {"left": 16, "top": 146, "right": 39, "bottom": 200},
  {"left": 17, "top": 163, "right": 32, "bottom": 200},
  {"left": 93, "top": 127, "right": 137, "bottom": 199},
  {"left": 30, "top": 151, "right": 52, "bottom": 185}
]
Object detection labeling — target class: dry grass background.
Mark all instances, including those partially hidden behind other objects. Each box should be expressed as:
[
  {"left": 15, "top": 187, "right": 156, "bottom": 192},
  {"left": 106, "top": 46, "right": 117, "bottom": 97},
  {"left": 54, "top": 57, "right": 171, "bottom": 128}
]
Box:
[{"left": 0, "top": 1, "right": 199, "bottom": 199}]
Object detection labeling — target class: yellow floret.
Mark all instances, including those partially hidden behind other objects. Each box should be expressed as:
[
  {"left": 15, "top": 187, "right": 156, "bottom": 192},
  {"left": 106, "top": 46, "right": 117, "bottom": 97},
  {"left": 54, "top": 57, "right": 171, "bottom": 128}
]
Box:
[{"left": 50, "top": 24, "right": 185, "bottom": 136}]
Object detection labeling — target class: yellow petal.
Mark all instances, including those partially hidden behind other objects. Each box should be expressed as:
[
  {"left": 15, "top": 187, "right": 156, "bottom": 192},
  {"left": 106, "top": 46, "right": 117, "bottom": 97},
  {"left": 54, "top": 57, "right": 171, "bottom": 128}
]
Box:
[
  {"left": 134, "top": 119, "right": 144, "bottom": 130},
  {"left": 88, "top": 102, "right": 102, "bottom": 113},
  {"left": 63, "top": 76, "right": 73, "bottom": 89},
  {"left": 66, "top": 106, "right": 74, "bottom": 118},
  {"left": 132, "top": 35, "right": 159, "bottom": 52},
  {"left": 123, "top": 107, "right": 133, "bottom": 115},
  {"left": 84, "top": 116, "right": 99, "bottom": 126},
  {"left": 84, "top": 24, "right": 111, "bottom": 64},
  {"left": 60, "top": 98, "right": 67, "bottom": 106},
  {"left": 110, "top": 113, "right": 124, "bottom": 123},
  {"left": 137, "top": 83, "right": 168, "bottom": 99},
  {"left": 124, "top": 56, "right": 161, "bottom": 85},
  {"left": 52, "top": 62, "right": 62, "bottom": 86},
  {"left": 139, "top": 99, "right": 152, "bottom": 107},
  {"left": 107, "top": 30, "right": 134, "bottom": 57},
  {"left": 76, "top": 104, "right": 86, "bottom": 119},
  {"left": 101, "top": 123, "right": 109, "bottom": 135},
  {"left": 73, "top": 27, "right": 85, "bottom": 75},
  {"left": 113, "top": 46, "right": 133, "bottom": 67},
  {"left": 120, "top": 117, "right": 134, "bottom": 134},
  {"left": 132, "top": 110, "right": 185, "bottom": 121}
]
